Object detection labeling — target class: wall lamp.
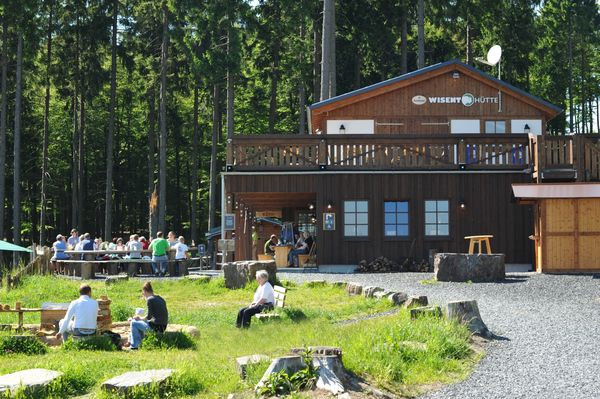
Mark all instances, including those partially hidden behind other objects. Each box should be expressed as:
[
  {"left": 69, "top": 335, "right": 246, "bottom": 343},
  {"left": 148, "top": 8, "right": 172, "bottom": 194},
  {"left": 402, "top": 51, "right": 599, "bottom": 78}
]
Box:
[
  {"left": 459, "top": 200, "right": 467, "bottom": 210},
  {"left": 524, "top": 124, "right": 531, "bottom": 134},
  {"left": 458, "top": 163, "right": 467, "bottom": 171},
  {"left": 327, "top": 201, "right": 334, "bottom": 210},
  {"left": 452, "top": 71, "right": 460, "bottom": 79},
  {"left": 339, "top": 124, "right": 346, "bottom": 134},
  {"left": 308, "top": 203, "right": 315, "bottom": 210}
]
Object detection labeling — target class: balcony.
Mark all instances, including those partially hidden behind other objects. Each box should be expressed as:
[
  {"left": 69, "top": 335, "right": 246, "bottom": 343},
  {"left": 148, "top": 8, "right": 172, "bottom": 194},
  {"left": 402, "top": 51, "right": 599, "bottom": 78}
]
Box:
[
  {"left": 530, "top": 134, "right": 600, "bottom": 181},
  {"left": 226, "top": 134, "right": 531, "bottom": 172}
]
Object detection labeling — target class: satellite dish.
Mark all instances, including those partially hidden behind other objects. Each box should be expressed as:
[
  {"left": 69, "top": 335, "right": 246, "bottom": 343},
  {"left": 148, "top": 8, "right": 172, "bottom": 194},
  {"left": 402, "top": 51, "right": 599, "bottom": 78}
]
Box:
[{"left": 487, "top": 45, "right": 502, "bottom": 66}]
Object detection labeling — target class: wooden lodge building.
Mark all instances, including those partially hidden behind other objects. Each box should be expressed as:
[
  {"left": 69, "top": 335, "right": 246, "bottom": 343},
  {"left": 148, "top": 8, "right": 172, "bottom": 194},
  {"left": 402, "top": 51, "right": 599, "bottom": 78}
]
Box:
[{"left": 223, "top": 60, "right": 600, "bottom": 272}]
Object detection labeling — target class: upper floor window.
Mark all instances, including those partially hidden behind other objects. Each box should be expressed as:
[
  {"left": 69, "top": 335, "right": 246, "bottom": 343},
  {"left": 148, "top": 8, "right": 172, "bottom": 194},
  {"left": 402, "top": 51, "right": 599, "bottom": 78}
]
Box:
[
  {"left": 485, "top": 120, "right": 506, "bottom": 134},
  {"left": 384, "top": 201, "right": 409, "bottom": 237},
  {"left": 425, "top": 200, "right": 449, "bottom": 236},
  {"left": 344, "top": 200, "right": 368, "bottom": 237}
]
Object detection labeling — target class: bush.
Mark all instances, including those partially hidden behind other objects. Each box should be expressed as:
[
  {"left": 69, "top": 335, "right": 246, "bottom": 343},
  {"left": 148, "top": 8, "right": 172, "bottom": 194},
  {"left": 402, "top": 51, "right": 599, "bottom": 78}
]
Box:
[
  {"left": 0, "top": 335, "right": 48, "bottom": 356},
  {"left": 256, "top": 350, "right": 318, "bottom": 396},
  {"left": 141, "top": 331, "right": 195, "bottom": 350},
  {"left": 111, "top": 303, "right": 135, "bottom": 322},
  {"left": 63, "top": 335, "right": 117, "bottom": 351}
]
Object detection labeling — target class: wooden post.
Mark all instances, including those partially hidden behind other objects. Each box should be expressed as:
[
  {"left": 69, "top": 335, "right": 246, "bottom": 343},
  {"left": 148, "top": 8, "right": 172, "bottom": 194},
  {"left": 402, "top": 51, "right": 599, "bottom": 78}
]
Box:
[
  {"left": 458, "top": 139, "right": 466, "bottom": 165},
  {"left": 536, "top": 135, "right": 545, "bottom": 183},
  {"left": 573, "top": 135, "right": 585, "bottom": 181},
  {"left": 318, "top": 139, "right": 327, "bottom": 168},
  {"left": 226, "top": 139, "right": 234, "bottom": 168}
]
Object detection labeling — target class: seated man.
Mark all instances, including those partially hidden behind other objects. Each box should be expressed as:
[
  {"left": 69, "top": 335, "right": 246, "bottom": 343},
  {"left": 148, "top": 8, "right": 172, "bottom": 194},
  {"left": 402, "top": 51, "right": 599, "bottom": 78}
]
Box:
[
  {"left": 264, "top": 234, "right": 278, "bottom": 257},
  {"left": 236, "top": 270, "right": 274, "bottom": 328},
  {"left": 287, "top": 231, "right": 309, "bottom": 267},
  {"left": 129, "top": 282, "right": 169, "bottom": 349},
  {"left": 127, "top": 234, "right": 143, "bottom": 259},
  {"left": 56, "top": 284, "right": 99, "bottom": 342}
]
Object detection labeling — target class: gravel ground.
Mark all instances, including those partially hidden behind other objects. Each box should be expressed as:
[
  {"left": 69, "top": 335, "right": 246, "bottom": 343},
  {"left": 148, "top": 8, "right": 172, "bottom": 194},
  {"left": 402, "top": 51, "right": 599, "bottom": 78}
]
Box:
[{"left": 279, "top": 271, "right": 600, "bottom": 399}]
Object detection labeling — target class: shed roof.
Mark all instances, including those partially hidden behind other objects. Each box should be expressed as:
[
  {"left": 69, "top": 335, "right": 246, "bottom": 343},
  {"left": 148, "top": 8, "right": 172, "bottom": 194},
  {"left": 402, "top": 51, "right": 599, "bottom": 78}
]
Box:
[
  {"left": 512, "top": 183, "right": 600, "bottom": 199},
  {"left": 310, "top": 60, "right": 562, "bottom": 118}
]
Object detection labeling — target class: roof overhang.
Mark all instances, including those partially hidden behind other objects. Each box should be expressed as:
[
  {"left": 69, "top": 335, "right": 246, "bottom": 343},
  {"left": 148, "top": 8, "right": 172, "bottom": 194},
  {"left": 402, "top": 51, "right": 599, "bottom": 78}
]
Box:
[{"left": 512, "top": 183, "right": 600, "bottom": 200}]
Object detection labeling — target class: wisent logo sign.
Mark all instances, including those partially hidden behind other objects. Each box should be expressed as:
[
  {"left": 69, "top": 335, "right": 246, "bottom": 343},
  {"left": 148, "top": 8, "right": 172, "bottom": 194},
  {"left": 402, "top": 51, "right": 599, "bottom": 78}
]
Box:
[{"left": 412, "top": 93, "right": 498, "bottom": 107}]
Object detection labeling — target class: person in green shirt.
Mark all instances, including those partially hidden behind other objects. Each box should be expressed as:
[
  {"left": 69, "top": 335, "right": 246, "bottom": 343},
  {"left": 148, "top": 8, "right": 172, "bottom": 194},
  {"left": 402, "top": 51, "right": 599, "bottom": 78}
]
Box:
[{"left": 149, "top": 231, "right": 170, "bottom": 277}]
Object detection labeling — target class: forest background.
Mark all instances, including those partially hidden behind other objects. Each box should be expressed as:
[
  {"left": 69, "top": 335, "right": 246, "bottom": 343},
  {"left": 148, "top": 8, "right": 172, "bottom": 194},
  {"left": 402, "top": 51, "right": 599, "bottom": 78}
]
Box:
[{"left": 0, "top": 0, "right": 598, "bottom": 253}]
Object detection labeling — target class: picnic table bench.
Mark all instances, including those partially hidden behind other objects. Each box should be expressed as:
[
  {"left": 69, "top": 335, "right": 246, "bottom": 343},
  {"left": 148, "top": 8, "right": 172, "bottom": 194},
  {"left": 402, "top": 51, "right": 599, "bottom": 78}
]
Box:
[{"left": 54, "top": 256, "right": 200, "bottom": 278}]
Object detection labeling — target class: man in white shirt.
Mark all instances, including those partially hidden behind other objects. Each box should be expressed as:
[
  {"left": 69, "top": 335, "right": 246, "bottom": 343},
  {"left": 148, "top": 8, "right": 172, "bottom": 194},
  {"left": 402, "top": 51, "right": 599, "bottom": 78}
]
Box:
[
  {"left": 56, "top": 284, "right": 99, "bottom": 342},
  {"left": 173, "top": 236, "right": 189, "bottom": 276},
  {"left": 127, "top": 234, "right": 143, "bottom": 259},
  {"left": 236, "top": 270, "right": 275, "bottom": 328}
]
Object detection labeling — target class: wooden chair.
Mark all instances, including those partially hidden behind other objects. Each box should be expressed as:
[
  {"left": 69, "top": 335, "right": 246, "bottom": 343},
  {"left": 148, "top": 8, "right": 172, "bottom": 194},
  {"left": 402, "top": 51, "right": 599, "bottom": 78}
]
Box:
[
  {"left": 297, "top": 242, "right": 317, "bottom": 267},
  {"left": 255, "top": 285, "right": 287, "bottom": 321}
]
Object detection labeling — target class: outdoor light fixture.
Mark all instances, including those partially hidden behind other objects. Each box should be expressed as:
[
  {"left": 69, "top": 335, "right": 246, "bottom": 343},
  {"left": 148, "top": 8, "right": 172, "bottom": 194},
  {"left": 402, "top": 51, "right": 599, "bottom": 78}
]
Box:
[
  {"left": 319, "top": 164, "right": 327, "bottom": 170},
  {"left": 308, "top": 203, "right": 315, "bottom": 210},
  {"left": 459, "top": 163, "right": 467, "bottom": 171},
  {"left": 524, "top": 124, "right": 531, "bottom": 134},
  {"left": 452, "top": 71, "right": 460, "bottom": 79},
  {"left": 327, "top": 201, "right": 334, "bottom": 210},
  {"left": 459, "top": 200, "right": 466, "bottom": 210},
  {"left": 339, "top": 124, "right": 346, "bottom": 134}
]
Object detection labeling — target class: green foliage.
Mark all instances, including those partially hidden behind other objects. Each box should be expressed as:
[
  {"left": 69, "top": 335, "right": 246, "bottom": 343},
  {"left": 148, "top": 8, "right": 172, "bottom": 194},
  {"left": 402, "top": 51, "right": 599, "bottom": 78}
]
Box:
[
  {"left": 62, "top": 335, "right": 117, "bottom": 352},
  {"left": 141, "top": 331, "right": 196, "bottom": 350},
  {"left": 111, "top": 303, "right": 135, "bottom": 322},
  {"left": 256, "top": 350, "right": 319, "bottom": 397},
  {"left": 0, "top": 335, "right": 48, "bottom": 356}
]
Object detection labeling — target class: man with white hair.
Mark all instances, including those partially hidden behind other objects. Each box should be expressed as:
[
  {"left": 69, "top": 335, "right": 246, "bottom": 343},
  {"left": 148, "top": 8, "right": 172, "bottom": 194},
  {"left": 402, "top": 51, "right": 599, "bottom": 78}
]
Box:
[{"left": 236, "top": 270, "right": 274, "bottom": 328}]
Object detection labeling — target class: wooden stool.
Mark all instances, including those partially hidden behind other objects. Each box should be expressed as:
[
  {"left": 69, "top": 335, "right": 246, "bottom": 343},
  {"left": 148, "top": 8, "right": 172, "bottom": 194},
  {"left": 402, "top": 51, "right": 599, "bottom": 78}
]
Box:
[{"left": 464, "top": 235, "right": 493, "bottom": 255}]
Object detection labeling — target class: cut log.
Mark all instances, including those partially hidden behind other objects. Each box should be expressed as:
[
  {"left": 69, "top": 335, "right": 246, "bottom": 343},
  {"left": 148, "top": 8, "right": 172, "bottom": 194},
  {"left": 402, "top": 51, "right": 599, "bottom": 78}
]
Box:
[
  {"left": 387, "top": 292, "right": 408, "bottom": 306},
  {"left": 363, "top": 286, "right": 385, "bottom": 298},
  {"left": 346, "top": 282, "right": 363, "bottom": 296},
  {"left": 404, "top": 295, "right": 428, "bottom": 308},
  {"left": 410, "top": 305, "right": 442, "bottom": 319},
  {"left": 256, "top": 356, "right": 306, "bottom": 390},
  {"left": 313, "top": 355, "right": 345, "bottom": 394},
  {"left": 236, "top": 354, "right": 270, "bottom": 378},
  {"left": 446, "top": 300, "right": 491, "bottom": 338}
]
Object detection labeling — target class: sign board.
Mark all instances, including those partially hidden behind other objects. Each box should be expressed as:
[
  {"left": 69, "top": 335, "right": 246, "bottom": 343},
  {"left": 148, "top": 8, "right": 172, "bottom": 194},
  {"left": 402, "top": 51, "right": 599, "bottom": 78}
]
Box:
[
  {"left": 323, "top": 213, "right": 336, "bottom": 231},
  {"left": 217, "top": 239, "right": 235, "bottom": 252},
  {"left": 224, "top": 213, "right": 236, "bottom": 230},
  {"left": 256, "top": 210, "right": 282, "bottom": 218},
  {"left": 197, "top": 244, "right": 206, "bottom": 256},
  {"left": 412, "top": 93, "right": 498, "bottom": 107}
]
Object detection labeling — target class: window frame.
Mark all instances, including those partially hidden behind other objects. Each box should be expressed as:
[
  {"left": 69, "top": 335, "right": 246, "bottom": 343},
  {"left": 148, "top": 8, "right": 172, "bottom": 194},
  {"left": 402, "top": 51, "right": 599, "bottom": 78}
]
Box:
[
  {"left": 424, "top": 199, "right": 450, "bottom": 238},
  {"left": 343, "top": 199, "right": 370, "bottom": 240},
  {"left": 383, "top": 200, "right": 411, "bottom": 241},
  {"left": 484, "top": 120, "right": 506, "bottom": 134}
]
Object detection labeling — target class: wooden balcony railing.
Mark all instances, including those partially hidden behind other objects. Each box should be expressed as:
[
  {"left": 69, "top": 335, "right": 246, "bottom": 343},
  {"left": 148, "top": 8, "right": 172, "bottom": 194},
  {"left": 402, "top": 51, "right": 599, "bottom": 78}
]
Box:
[
  {"left": 227, "top": 134, "right": 530, "bottom": 171},
  {"left": 529, "top": 134, "right": 600, "bottom": 181}
]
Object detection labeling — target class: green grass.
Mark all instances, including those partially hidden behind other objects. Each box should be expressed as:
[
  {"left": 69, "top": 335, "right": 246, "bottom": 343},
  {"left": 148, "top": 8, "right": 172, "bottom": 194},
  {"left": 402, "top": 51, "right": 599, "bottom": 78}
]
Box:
[{"left": 0, "top": 276, "right": 479, "bottom": 398}]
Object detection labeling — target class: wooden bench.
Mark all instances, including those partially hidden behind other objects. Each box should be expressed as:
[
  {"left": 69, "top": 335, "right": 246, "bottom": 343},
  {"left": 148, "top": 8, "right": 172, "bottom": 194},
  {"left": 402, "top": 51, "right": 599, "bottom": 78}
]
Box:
[
  {"left": 257, "top": 254, "right": 274, "bottom": 261},
  {"left": 297, "top": 242, "right": 316, "bottom": 267},
  {"left": 255, "top": 285, "right": 287, "bottom": 321}
]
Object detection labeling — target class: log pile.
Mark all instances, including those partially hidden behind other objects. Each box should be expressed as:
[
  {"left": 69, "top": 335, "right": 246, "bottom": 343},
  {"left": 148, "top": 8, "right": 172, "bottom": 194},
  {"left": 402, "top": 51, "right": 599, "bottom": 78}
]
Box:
[{"left": 357, "top": 256, "right": 431, "bottom": 273}]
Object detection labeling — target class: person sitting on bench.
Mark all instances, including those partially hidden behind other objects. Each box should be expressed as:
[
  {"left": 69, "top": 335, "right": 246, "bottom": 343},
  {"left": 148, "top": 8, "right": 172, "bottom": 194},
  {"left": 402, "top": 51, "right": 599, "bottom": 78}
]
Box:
[
  {"left": 264, "top": 234, "right": 278, "bottom": 257},
  {"left": 56, "top": 284, "right": 99, "bottom": 342},
  {"left": 287, "top": 231, "right": 309, "bottom": 267},
  {"left": 128, "top": 282, "right": 169, "bottom": 349},
  {"left": 236, "top": 270, "right": 274, "bottom": 328}
]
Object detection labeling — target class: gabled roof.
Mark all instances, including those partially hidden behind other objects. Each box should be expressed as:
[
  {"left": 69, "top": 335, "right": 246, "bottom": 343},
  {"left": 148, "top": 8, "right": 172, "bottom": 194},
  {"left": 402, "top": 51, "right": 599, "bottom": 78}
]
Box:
[{"left": 309, "top": 60, "right": 562, "bottom": 118}]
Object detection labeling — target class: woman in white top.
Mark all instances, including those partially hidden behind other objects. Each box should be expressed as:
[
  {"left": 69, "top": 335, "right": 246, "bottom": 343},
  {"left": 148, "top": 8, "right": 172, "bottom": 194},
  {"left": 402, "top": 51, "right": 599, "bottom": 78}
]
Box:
[
  {"left": 173, "top": 236, "right": 189, "bottom": 276},
  {"left": 236, "top": 270, "right": 275, "bottom": 328}
]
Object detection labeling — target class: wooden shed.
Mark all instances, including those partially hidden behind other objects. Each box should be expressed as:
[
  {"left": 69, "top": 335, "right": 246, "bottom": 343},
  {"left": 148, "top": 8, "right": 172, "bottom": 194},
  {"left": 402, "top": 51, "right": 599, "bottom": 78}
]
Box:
[{"left": 512, "top": 183, "right": 600, "bottom": 273}]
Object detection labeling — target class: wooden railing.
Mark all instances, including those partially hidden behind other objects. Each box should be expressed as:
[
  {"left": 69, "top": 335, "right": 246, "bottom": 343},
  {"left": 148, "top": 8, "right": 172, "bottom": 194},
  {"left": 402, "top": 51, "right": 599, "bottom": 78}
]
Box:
[
  {"left": 530, "top": 134, "right": 600, "bottom": 181},
  {"left": 227, "top": 134, "right": 530, "bottom": 171}
]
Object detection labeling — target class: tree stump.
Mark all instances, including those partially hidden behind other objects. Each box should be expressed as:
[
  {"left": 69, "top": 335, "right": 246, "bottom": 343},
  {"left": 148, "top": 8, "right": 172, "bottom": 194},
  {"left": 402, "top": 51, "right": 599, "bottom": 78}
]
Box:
[{"left": 446, "top": 300, "right": 491, "bottom": 338}]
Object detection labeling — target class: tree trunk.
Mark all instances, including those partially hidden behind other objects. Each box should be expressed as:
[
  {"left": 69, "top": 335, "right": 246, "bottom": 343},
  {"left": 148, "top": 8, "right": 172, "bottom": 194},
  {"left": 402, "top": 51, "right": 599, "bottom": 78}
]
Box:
[
  {"left": 580, "top": 43, "right": 585, "bottom": 135},
  {"left": 226, "top": 17, "right": 234, "bottom": 141},
  {"left": 148, "top": 86, "right": 157, "bottom": 238},
  {"left": 71, "top": 16, "right": 80, "bottom": 230},
  {"left": 158, "top": 1, "right": 169, "bottom": 232},
  {"left": 446, "top": 300, "right": 491, "bottom": 338},
  {"left": 208, "top": 84, "right": 220, "bottom": 230},
  {"left": 401, "top": 4, "right": 407, "bottom": 75},
  {"left": 465, "top": 24, "right": 472, "bottom": 65},
  {"left": 298, "top": 23, "right": 306, "bottom": 134},
  {"left": 568, "top": 21, "right": 573, "bottom": 133},
  {"left": 313, "top": 6, "right": 321, "bottom": 104},
  {"left": 328, "top": 1, "right": 336, "bottom": 98},
  {"left": 320, "top": 0, "right": 333, "bottom": 102},
  {"left": 0, "top": 17, "right": 9, "bottom": 240},
  {"left": 596, "top": 97, "right": 599, "bottom": 134},
  {"left": 190, "top": 85, "right": 199, "bottom": 243},
  {"left": 417, "top": 0, "right": 424, "bottom": 69},
  {"left": 13, "top": 34, "right": 23, "bottom": 248},
  {"left": 353, "top": 53, "right": 361, "bottom": 89},
  {"left": 104, "top": 0, "right": 117, "bottom": 242},
  {"left": 40, "top": 0, "right": 53, "bottom": 245},
  {"left": 78, "top": 92, "right": 85, "bottom": 231},
  {"left": 268, "top": 38, "right": 280, "bottom": 134}
]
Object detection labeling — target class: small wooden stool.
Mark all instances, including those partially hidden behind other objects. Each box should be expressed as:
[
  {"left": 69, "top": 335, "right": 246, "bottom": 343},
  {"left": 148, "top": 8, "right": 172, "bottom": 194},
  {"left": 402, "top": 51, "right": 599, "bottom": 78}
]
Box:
[{"left": 464, "top": 235, "right": 493, "bottom": 255}]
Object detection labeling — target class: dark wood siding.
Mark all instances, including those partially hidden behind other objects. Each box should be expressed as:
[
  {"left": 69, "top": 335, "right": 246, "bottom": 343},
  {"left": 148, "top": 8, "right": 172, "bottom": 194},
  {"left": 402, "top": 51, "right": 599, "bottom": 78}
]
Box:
[{"left": 226, "top": 172, "right": 533, "bottom": 265}]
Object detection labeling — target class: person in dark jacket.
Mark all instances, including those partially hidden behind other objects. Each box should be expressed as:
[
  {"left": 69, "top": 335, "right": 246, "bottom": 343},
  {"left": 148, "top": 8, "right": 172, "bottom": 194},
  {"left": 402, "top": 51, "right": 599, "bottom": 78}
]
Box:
[{"left": 128, "top": 281, "right": 169, "bottom": 349}]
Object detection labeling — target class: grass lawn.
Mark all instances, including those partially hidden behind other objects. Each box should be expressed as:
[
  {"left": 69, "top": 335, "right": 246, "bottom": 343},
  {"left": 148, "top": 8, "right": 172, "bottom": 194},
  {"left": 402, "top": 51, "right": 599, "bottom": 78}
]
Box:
[{"left": 0, "top": 276, "right": 479, "bottom": 398}]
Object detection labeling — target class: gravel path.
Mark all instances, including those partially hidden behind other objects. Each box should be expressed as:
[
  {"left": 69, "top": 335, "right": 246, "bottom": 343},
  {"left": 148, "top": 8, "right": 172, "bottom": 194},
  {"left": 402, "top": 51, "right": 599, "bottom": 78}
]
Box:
[{"left": 279, "top": 272, "right": 600, "bottom": 399}]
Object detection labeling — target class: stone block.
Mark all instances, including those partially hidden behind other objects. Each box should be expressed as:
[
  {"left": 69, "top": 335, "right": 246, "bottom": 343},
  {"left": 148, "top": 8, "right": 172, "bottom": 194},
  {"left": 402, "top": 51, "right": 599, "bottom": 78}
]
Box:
[
  {"left": 434, "top": 253, "right": 505, "bottom": 282},
  {"left": 363, "top": 286, "right": 385, "bottom": 298},
  {"left": 101, "top": 369, "right": 173, "bottom": 394},
  {"left": 256, "top": 356, "right": 306, "bottom": 390},
  {"left": 373, "top": 290, "right": 389, "bottom": 300},
  {"left": 346, "top": 282, "right": 363, "bottom": 296},
  {"left": 236, "top": 354, "right": 270, "bottom": 378},
  {"left": 105, "top": 275, "right": 129, "bottom": 285},
  {"left": 410, "top": 306, "right": 442, "bottom": 319},
  {"left": 387, "top": 292, "right": 408, "bottom": 306},
  {"left": 0, "top": 369, "right": 63, "bottom": 396},
  {"left": 404, "top": 295, "right": 428, "bottom": 308}
]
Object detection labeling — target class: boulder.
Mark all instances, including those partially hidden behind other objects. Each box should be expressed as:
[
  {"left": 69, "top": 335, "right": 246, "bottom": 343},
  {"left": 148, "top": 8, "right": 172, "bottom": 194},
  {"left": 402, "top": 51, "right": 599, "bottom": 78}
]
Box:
[
  {"left": 387, "top": 292, "right": 408, "bottom": 306},
  {"left": 105, "top": 275, "right": 129, "bottom": 285},
  {"left": 223, "top": 261, "right": 277, "bottom": 289},
  {"left": 446, "top": 300, "right": 491, "bottom": 338},
  {"left": 0, "top": 369, "right": 63, "bottom": 396},
  {"left": 363, "top": 286, "right": 385, "bottom": 298},
  {"left": 256, "top": 356, "right": 306, "bottom": 390},
  {"left": 434, "top": 253, "right": 505, "bottom": 282},
  {"left": 404, "top": 295, "right": 428, "bottom": 308},
  {"left": 410, "top": 306, "right": 442, "bottom": 319},
  {"left": 346, "top": 283, "right": 363, "bottom": 296},
  {"left": 101, "top": 369, "right": 173, "bottom": 394},
  {"left": 372, "top": 290, "right": 389, "bottom": 300},
  {"left": 236, "top": 354, "right": 270, "bottom": 378},
  {"left": 313, "top": 355, "right": 345, "bottom": 394}
]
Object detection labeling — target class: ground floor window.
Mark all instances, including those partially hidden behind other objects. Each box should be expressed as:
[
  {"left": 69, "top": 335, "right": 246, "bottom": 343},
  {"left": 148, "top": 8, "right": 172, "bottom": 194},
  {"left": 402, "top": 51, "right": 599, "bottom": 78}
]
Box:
[
  {"left": 425, "top": 200, "right": 449, "bottom": 236},
  {"left": 344, "top": 200, "right": 368, "bottom": 237},
  {"left": 297, "top": 211, "right": 316, "bottom": 236},
  {"left": 384, "top": 201, "right": 409, "bottom": 237}
]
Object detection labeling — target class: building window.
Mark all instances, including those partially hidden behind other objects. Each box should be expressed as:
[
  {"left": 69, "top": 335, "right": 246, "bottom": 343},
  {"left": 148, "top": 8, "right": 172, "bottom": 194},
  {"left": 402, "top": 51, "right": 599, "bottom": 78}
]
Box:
[
  {"left": 485, "top": 120, "right": 506, "bottom": 134},
  {"left": 384, "top": 201, "right": 409, "bottom": 237},
  {"left": 297, "top": 212, "right": 316, "bottom": 236},
  {"left": 344, "top": 200, "right": 368, "bottom": 237},
  {"left": 425, "top": 200, "right": 449, "bottom": 236}
]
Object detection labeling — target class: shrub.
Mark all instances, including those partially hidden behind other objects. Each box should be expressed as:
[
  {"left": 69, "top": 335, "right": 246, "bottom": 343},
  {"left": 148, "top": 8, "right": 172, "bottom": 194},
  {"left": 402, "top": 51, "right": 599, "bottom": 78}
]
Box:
[
  {"left": 62, "top": 335, "right": 117, "bottom": 351},
  {"left": 256, "top": 350, "right": 318, "bottom": 397},
  {"left": 141, "top": 331, "right": 195, "bottom": 350},
  {"left": 111, "top": 303, "right": 135, "bottom": 322},
  {"left": 0, "top": 335, "right": 48, "bottom": 356},
  {"left": 282, "top": 307, "right": 307, "bottom": 322}
]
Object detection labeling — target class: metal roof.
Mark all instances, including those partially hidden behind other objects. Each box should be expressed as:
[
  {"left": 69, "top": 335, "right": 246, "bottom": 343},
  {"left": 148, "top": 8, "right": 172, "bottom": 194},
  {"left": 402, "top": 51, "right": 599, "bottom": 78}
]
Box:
[
  {"left": 512, "top": 183, "right": 600, "bottom": 199},
  {"left": 309, "top": 59, "right": 563, "bottom": 115}
]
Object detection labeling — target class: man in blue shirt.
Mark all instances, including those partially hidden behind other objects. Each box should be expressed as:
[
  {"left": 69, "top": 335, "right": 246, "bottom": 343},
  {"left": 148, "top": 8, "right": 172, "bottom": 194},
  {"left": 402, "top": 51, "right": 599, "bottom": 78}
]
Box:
[{"left": 67, "top": 229, "right": 79, "bottom": 249}]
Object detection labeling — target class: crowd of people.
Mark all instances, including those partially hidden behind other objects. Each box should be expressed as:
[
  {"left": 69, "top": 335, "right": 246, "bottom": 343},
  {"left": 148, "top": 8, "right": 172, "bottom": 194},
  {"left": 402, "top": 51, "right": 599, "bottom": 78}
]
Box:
[{"left": 51, "top": 229, "right": 191, "bottom": 277}]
